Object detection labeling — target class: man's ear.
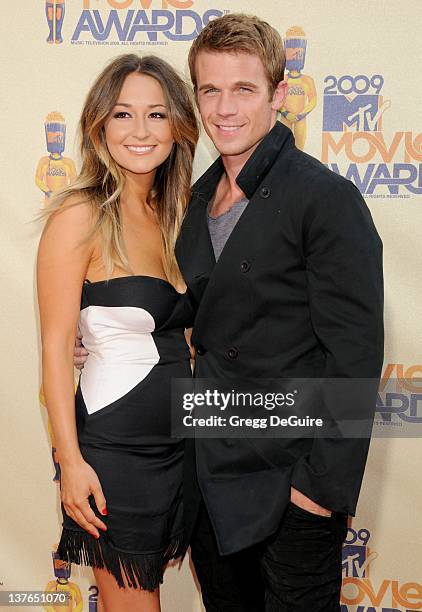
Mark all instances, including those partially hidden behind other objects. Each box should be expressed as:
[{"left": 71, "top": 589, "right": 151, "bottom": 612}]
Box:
[{"left": 271, "top": 80, "right": 288, "bottom": 110}]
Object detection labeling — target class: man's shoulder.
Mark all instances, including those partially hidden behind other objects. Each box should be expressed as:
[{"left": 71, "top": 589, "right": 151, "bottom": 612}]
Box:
[
  {"left": 281, "top": 146, "right": 358, "bottom": 196},
  {"left": 283, "top": 149, "right": 375, "bottom": 234}
]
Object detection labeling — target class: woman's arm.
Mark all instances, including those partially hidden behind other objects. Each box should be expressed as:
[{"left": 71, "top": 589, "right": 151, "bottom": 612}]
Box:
[{"left": 37, "top": 199, "right": 107, "bottom": 538}]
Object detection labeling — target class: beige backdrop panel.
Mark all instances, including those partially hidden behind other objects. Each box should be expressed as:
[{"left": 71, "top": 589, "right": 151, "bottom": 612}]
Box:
[{"left": 0, "top": 1, "right": 421, "bottom": 610}]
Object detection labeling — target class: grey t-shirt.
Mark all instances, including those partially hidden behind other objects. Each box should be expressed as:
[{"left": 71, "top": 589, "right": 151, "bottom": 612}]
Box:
[{"left": 207, "top": 197, "right": 249, "bottom": 261}]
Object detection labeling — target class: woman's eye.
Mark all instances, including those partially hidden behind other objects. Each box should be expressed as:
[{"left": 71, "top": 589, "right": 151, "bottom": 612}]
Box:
[
  {"left": 149, "top": 112, "right": 167, "bottom": 119},
  {"left": 113, "top": 111, "right": 131, "bottom": 119}
]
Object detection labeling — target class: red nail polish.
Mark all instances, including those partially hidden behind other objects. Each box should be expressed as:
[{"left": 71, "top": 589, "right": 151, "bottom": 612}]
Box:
[{"left": 102, "top": 507, "right": 108, "bottom": 516}]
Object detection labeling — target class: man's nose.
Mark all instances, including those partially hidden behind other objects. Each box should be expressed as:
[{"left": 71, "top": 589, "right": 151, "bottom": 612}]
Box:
[{"left": 215, "top": 91, "right": 237, "bottom": 116}]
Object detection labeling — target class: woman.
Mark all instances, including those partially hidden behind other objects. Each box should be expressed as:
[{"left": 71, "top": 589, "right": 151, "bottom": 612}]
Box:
[{"left": 37, "top": 54, "right": 199, "bottom": 611}]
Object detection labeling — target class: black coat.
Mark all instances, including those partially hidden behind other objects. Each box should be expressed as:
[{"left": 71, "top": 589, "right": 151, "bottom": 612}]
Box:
[{"left": 175, "top": 122, "right": 384, "bottom": 555}]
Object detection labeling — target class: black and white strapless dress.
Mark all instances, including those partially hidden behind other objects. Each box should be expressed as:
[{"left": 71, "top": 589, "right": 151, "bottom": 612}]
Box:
[{"left": 56, "top": 276, "right": 193, "bottom": 591}]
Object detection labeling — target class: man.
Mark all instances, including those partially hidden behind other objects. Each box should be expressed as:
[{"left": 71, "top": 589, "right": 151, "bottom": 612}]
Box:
[
  {"left": 75, "top": 14, "right": 383, "bottom": 611},
  {"left": 174, "top": 14, "right": 383, "bottom": 612}
]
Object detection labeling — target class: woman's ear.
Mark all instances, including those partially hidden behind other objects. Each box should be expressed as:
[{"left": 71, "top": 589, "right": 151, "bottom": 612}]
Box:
[{"left": 271, "top": 80, "right": 288, "bottom": 110}]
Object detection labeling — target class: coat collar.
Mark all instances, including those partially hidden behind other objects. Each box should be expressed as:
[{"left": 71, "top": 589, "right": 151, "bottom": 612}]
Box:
[
  {"left": 192, "top": 121, "right": 294, "bottom": 202},
  {"left": 179, "top": 122, "right": 295, "bottom": 320}
]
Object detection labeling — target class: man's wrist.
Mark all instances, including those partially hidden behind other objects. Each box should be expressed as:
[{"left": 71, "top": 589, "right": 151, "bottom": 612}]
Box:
[{"left": 290, "top": 485, "right": 332, "bottom": 516}]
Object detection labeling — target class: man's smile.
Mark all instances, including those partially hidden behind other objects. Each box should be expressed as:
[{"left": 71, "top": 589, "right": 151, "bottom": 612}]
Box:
[{"left": 215, "top": 124, "right": 246, "bottom": 134}]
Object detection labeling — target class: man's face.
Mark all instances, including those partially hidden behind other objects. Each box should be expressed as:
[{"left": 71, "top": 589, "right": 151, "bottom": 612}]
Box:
[{"left": 195, "top": 51, "right": 285, "bottom": 159}]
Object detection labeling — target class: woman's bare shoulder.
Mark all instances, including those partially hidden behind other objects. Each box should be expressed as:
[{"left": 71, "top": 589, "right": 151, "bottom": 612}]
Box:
[{"left": 44, "top": 193, "right": 97, "bottom": 230}]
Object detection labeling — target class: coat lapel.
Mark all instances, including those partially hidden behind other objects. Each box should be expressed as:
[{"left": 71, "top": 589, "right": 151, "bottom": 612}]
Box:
[
  {"left": 177, "top": 123, "right": 294, "bottom": 322},
  {"left": 176, "top": 157, "right": 222, "bottom": 303}
]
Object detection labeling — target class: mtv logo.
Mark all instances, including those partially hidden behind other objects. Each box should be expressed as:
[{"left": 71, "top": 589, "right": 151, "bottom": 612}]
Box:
[
  {"left": 342, "top": 544, "right": 369, "bottom": 578},
  {"left": 323, "top": 94, "right": 381, "bottom": 132}
]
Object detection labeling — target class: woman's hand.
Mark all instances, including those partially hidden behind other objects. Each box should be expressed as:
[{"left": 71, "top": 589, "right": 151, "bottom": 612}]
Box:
[{"left": 60, "top": 458, "right": 108, "bottom": 538}]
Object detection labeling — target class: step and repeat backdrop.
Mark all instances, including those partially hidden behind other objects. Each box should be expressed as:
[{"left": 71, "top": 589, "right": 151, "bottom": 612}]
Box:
[{"left": 1, "top": 1, "right": 421, "bottom": 610}]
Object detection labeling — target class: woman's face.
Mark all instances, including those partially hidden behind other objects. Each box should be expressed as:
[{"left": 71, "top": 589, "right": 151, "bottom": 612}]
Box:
[{"left": 104, "top": 72, "right": 174, "bottom": 178}]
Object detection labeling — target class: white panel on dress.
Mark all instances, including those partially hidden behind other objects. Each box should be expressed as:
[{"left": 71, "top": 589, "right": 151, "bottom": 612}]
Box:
[{"left": 78, "top": 306, "right": 159, "bottom": 414}]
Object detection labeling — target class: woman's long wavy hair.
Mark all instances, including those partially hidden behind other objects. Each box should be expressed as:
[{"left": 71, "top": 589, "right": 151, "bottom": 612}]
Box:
[{"left": 45, "top": 54, "right": 199, "bottom": 285}]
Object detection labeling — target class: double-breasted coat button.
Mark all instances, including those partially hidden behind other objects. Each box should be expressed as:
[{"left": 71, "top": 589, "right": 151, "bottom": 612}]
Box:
[
  {"left": 223, "top": 440, "right": 237, "bottom": 447},
  {"left": 240, "top": 260, "right": 251, "bottom": 273},
  {"left": 226, "top": 347, "right": 239, "bottom": 360},
  {"left": 196, "top": 344, "right": 207, "bottom": 356},
  {"left": 260, "top": 186, "right": 271, "bottom": 198}
]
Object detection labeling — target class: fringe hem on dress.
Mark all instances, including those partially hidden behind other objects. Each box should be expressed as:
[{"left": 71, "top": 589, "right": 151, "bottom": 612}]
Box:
[{"left": 56, "top": 528, "right": 185, "bottom": 592}]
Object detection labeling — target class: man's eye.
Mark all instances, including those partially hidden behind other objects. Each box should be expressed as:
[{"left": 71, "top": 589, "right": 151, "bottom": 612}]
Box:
[
  {"left": 113, "top": 111, "right": 131, "bottom": 119},
  {"left": 239, "top": 87, "right": 253, "bottom": 93},
  {"left": 204, "top": 88, "right": 218, "bottom": 95}
]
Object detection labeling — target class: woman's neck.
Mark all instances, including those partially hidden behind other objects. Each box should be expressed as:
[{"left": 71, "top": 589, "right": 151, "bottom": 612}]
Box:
[{"left": 120, "top": 169, "right": 155, "bottom": 213}]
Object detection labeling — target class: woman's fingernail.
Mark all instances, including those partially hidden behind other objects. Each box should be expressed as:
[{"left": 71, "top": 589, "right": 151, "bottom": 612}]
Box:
[
  {"left": 94, "top": 533, "right": 100, "bottom": 539},
  {"left": 102, "top": 507, "right": 108, "bottom": 516}
]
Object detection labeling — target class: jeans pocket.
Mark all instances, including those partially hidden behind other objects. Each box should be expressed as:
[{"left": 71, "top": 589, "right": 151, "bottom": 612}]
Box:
[{"left": 335, "top": 513, "right": 349, "bottom": 545}]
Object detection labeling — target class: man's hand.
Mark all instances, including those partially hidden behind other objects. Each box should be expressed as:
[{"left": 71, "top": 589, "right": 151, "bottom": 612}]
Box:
[
  {"left": 74, "top": 331, "right": 88, "bottom": 370},
  {"left": 290, "top": 486, "right": 332, "bottom": 517}
]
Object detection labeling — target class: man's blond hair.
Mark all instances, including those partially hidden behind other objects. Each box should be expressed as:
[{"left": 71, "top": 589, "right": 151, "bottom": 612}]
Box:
[{"left": 188, "top": 13, "right": 285, "bottom": 97}]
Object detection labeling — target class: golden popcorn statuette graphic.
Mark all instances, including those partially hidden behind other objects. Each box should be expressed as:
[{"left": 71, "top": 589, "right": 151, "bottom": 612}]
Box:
[
  {"left": 45, "top": 0, "right": 65, "bottom": 44},
  {"left": 44, "top": 547, "right": 83, "bottom": 611},
  {"left": 35, "top": 112, "right": 76, "bottom": 206},
  {"left": 279, "top": 26, "right": 316, "bottom": 150}
]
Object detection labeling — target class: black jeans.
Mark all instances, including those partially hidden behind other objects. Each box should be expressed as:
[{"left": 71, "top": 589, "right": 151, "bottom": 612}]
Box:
[{"left": 190, "top": 502, "right": 348, "bottom": 612}]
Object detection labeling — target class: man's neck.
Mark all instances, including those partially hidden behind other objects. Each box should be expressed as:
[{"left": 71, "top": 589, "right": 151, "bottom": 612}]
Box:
[
  {"left": 217, "top": 120, "right": 276, "bottom": 207},
  {"left": 209, "top": 174, "right": 242, "bottom": 217},
  {"left": 215, "top": 140, "right": 260, "bottom": 212}
]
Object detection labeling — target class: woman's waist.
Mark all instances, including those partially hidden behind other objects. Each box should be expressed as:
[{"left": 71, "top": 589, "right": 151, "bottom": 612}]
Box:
[
  {"left": 81, "top": 353, "right": 190, "bottom": 368},
  {"left": 81, "top": 332, "right": 189, "bottom": 362}
]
